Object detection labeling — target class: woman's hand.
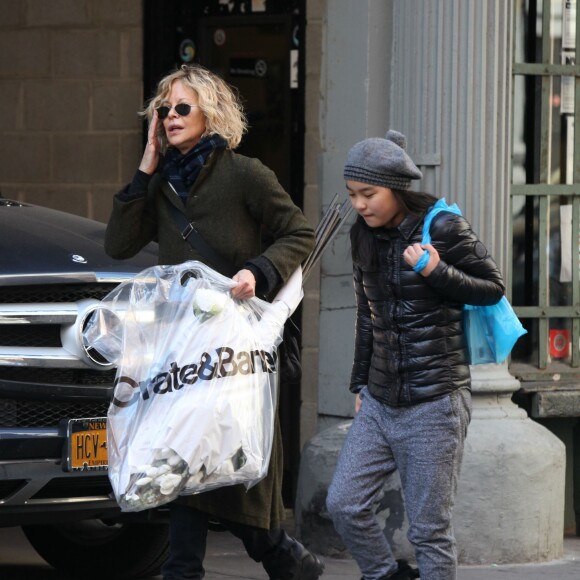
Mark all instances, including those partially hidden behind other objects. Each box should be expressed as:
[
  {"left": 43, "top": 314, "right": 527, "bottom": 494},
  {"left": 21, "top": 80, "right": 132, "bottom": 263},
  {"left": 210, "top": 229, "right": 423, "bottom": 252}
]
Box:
[
  {"left": 139, "top": 111, "right": 161, "bottom": 175},
  {"left": 403, "top": 242, "right": 440, "bottom": 277},
  {"left": 231, "top": 269, "right": 256, "bottom": 300}
]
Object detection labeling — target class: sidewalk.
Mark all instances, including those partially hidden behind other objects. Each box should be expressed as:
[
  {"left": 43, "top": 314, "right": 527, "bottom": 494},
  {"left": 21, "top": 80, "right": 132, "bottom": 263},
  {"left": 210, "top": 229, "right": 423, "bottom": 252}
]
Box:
[
  {"left": 197, "top": 528, "right": 580, "bottom": 579},
  {"left": 0, "top": 520, "right": 578, "bottom": 579}
]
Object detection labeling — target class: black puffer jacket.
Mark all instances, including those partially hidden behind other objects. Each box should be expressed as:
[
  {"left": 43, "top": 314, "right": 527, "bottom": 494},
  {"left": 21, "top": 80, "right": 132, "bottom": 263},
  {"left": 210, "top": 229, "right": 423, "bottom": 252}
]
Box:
[{"left": 350, "top": 210, "right": 505, "bottom": 407}]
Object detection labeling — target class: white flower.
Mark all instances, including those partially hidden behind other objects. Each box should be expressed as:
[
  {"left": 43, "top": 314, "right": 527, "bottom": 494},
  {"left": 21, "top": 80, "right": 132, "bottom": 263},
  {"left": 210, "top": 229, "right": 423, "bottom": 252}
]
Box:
[
  {"left": 193, "top": 289, "right": 228, "bottom": 315},
  {"left": 156, "top": 448, "right": 173, "bottom": 460},
  {"left": 158, "top": 473, "right": 183, "bottom": 495},
  {"left": 157, "top": 473, "right": 182, "bottom": 488},
  {"left": 135, "top": 476, "right": 152, "bottom": 487},
  {"left": 159, "top": 485, "right": 175, "bottom": 495},
  {"left": 121, "top": 452, "right": 189, "bottom": 511}
]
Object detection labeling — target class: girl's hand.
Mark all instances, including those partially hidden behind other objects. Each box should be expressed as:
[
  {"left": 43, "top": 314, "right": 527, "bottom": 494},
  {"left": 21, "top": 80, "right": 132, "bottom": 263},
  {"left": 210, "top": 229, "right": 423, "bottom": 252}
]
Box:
[
  {"left": 139, "top": 111, "right": 161, "bottom": 175},
  {"left": 355, "top": 392, "right": 362, "bottom": 414},
  {"left": 403, "top": 242, "right": 440, "bottom": 277},
  {"left": 231, "top": 269, "right": 256, "bottom": 299}
]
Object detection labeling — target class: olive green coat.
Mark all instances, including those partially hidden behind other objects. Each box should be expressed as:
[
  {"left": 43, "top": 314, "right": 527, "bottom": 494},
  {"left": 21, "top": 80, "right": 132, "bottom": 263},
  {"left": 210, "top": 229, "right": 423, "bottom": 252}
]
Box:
[{"left": 105, "top": 149, "right": 315, "bottom": 529}]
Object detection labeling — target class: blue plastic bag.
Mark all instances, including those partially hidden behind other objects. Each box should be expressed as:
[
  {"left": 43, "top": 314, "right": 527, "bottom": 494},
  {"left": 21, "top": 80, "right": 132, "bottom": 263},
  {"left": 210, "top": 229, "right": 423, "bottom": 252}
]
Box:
[
  {"left": 464, "top": 298, "right": 527, "bottom": 364},
  {"left": 416, "top": 199, "right": 526, "bottom": 364},
  {"left": 413, "top": 198, "right": 462, "bottom": 273}
]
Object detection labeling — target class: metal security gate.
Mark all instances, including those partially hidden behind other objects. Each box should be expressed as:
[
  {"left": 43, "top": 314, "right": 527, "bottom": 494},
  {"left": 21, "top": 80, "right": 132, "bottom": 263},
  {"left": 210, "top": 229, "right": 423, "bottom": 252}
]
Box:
[
  {"left": 511, "top": 0, "right": 580, "bottom": 373},
  {"left": 511, "top": 0, "right": 580, "bottom": 536}
]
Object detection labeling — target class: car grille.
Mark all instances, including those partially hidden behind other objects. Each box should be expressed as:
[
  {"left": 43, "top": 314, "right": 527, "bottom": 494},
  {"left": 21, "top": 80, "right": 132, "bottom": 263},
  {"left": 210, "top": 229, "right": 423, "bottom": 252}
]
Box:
[
  {"left": 0, "top": 398, "right": 110, "bottom": 428},
  {"left": 4, "top": 324, "right": 61, "bottom": 348},
  {"left": 0, "top": 283, "right": 119, "bottom": 351},
  {"left": 0, "top": 367, "right": 116, "bottom": 386},
  {"left": 32, "top": 476, "right": 113, "bottom": 499},
  {"left": 0, "top": 282, "right": 120, "bottom": 429},
  {"left": 0, "top": 480, "right": 27, "bottom": 500},
  {"left": 0, "top": 283, "right": 119, "bottom": 304}
]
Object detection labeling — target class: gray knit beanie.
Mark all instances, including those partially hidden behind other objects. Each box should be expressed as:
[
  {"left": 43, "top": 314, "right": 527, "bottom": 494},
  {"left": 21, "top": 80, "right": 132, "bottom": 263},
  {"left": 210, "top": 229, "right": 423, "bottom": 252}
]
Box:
[{"left": 343, "top": 130, "right": 423, "bottom": 190}]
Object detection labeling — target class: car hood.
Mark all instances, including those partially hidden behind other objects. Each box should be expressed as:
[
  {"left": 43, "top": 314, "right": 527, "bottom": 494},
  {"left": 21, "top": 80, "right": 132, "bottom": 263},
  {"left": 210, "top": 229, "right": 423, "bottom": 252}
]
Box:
[{"left": 0, "top": 200, "right": 158, "bottom": 285}]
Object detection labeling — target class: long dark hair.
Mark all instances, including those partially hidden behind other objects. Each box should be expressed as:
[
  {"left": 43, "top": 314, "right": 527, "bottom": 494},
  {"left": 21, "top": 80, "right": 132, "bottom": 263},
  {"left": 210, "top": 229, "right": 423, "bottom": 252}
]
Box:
[{"left": 350, "top": 189, "right": 438, "bottom": 270}]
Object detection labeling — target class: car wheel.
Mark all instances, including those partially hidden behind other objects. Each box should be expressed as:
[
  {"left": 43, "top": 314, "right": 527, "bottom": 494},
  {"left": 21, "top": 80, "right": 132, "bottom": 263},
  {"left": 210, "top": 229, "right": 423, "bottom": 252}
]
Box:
[{"left": 22, "top": 519, "right": 169, "bottom": 579}]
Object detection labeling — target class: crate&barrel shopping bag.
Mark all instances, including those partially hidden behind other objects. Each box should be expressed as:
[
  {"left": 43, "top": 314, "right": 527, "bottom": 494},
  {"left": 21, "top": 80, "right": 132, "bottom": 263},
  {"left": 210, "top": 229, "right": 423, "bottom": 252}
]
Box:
[{"left": 83, "top": 261, "right": 297, "bottom": 512}]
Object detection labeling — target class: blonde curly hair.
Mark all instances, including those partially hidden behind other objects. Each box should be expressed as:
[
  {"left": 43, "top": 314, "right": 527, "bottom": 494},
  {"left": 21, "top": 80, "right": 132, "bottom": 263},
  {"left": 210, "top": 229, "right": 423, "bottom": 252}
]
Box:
[{"left": 141, "top": 64, "right": 247, "bottom": 152}]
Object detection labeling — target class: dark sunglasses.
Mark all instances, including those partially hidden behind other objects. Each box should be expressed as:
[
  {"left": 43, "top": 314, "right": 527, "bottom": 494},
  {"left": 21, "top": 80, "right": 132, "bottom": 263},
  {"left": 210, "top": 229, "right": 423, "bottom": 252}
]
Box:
[{"left": 156, "top": 103, "right": 200, "bottom": 120}]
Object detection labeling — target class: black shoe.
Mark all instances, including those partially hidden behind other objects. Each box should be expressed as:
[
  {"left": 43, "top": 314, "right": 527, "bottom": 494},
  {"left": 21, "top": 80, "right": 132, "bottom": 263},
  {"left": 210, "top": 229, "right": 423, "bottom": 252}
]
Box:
[
  {"left": 269, "top": 544, "right": 325, "bottom": 580},
  {"left": 361, "top": 559, "right": 420, "bottom": 580},
  {"left": 293, "top": 547, "right": 325, "bottom": 580},
  {"left": 389, "top": 559, "right": 420, "bottom": 579}
]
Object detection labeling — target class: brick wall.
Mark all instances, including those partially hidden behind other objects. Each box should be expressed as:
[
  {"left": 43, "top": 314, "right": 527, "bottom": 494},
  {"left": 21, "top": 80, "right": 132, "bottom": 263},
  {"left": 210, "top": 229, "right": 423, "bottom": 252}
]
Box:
[{"left": 0, "top": 0, "right": 143, "bottom": 222}]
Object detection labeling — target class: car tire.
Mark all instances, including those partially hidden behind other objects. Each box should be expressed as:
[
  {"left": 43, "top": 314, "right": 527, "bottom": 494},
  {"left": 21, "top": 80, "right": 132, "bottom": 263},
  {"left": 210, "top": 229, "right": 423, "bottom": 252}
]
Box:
[{"left": 22, "top": 519, "right": 169, "bottom": 579}]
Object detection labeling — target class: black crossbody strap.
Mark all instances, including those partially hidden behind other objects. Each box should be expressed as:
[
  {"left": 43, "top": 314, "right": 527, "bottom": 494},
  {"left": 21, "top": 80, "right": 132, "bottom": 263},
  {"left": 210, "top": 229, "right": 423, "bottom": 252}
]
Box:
[
  {"left": 166, "top": 198, "right": 301, "bottom": 381},
  {"left": 166, "top": 202, "right": 237, "bottom": 277}
]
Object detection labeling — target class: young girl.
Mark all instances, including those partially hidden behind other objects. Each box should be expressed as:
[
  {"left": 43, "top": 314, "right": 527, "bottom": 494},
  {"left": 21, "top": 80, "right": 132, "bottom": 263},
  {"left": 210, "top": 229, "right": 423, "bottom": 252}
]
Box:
[{"left": 326, "top": 130, "right": 505, "bottom": 580}]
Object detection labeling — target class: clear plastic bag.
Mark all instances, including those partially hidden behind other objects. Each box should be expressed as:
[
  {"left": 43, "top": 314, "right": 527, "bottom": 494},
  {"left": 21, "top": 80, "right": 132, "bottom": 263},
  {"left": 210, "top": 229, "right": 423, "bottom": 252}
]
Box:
[{"left": 83, "top": 261, "right": 291, "bottom": 512}]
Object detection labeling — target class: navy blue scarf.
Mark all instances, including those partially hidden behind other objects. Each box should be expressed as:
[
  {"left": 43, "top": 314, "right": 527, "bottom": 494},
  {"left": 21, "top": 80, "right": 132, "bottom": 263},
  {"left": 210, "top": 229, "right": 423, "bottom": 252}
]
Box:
[{"left": 162, "top": 135, "right": 227, "bottom": 201}]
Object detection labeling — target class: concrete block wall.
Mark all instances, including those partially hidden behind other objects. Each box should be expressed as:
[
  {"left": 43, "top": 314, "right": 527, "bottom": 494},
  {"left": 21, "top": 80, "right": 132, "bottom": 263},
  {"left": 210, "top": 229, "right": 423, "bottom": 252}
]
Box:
[{"left": 0, "top": 0, "right": 143, "bottom": 223}]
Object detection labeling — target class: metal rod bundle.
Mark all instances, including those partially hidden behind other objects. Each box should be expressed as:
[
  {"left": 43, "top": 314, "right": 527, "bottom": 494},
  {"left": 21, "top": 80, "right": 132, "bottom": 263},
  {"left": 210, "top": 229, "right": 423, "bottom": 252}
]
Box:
[{"left": 302, "top": 194, "right": 353, "bottom": 282}]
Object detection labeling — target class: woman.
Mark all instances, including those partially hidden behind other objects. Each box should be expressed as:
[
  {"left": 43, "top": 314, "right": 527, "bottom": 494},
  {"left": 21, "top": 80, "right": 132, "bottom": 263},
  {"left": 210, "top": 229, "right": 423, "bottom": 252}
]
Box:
[
  {"left": 105, "top": 64, "right": 322, "bottom": 580},
  {"left": 326, "top": 130, "right": 505, "bottom": 580}
]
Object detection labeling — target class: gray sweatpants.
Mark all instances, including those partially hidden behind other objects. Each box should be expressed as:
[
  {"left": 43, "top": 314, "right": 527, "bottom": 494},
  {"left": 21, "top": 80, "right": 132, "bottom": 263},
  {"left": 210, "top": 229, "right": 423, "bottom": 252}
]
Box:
[{"left": 326, "top": 387, "right": 471, "bottom": 580}]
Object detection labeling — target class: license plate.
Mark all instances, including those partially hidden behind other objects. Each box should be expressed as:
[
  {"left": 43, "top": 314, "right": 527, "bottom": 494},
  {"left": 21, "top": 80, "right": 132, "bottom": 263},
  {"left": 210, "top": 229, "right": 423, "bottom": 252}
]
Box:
[{"left": 66, "top": 417, "right": 108, "bottom": 471}]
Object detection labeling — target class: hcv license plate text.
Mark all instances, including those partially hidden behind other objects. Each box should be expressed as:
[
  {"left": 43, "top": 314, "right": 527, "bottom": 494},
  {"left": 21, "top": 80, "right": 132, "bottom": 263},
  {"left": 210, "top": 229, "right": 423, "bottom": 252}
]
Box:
[{"left": 67, "top": 418, "right": 108, "bottom": 471}]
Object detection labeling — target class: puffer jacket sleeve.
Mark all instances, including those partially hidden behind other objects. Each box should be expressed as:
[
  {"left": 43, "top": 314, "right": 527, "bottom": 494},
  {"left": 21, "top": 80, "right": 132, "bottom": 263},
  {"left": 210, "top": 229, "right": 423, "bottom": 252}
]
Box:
[
  {"left": 425, "top": 212, "right": 505, "bottom": 305},
  {"left": 350, "top": 264, "right": 373, "bottom": 393}
]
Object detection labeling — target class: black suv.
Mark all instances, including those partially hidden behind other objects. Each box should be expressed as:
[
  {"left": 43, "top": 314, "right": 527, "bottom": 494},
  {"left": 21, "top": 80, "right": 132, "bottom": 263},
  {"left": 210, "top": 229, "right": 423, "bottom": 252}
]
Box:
[{"left": 0, "top": 198, "right": 168, "bottom": 578}]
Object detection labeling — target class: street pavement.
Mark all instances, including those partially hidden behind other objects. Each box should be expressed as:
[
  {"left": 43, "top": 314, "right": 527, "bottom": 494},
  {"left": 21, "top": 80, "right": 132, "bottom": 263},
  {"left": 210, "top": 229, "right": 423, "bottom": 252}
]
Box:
[
  {"left": 196, "top": 528, "right": 580, "bottom": 580},
  {"left": 0, "top": 522, "right": 579, "bottom": 579}
]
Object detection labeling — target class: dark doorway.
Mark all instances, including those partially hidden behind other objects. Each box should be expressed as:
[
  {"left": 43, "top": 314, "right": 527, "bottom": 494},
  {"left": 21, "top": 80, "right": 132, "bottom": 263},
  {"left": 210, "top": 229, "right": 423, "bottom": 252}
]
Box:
[
  {"left": 198, "top": 17, "right": 294, "bottom": 197},
  {"left": 143, "top": 0, "right": 306, "bottom": 504}
]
